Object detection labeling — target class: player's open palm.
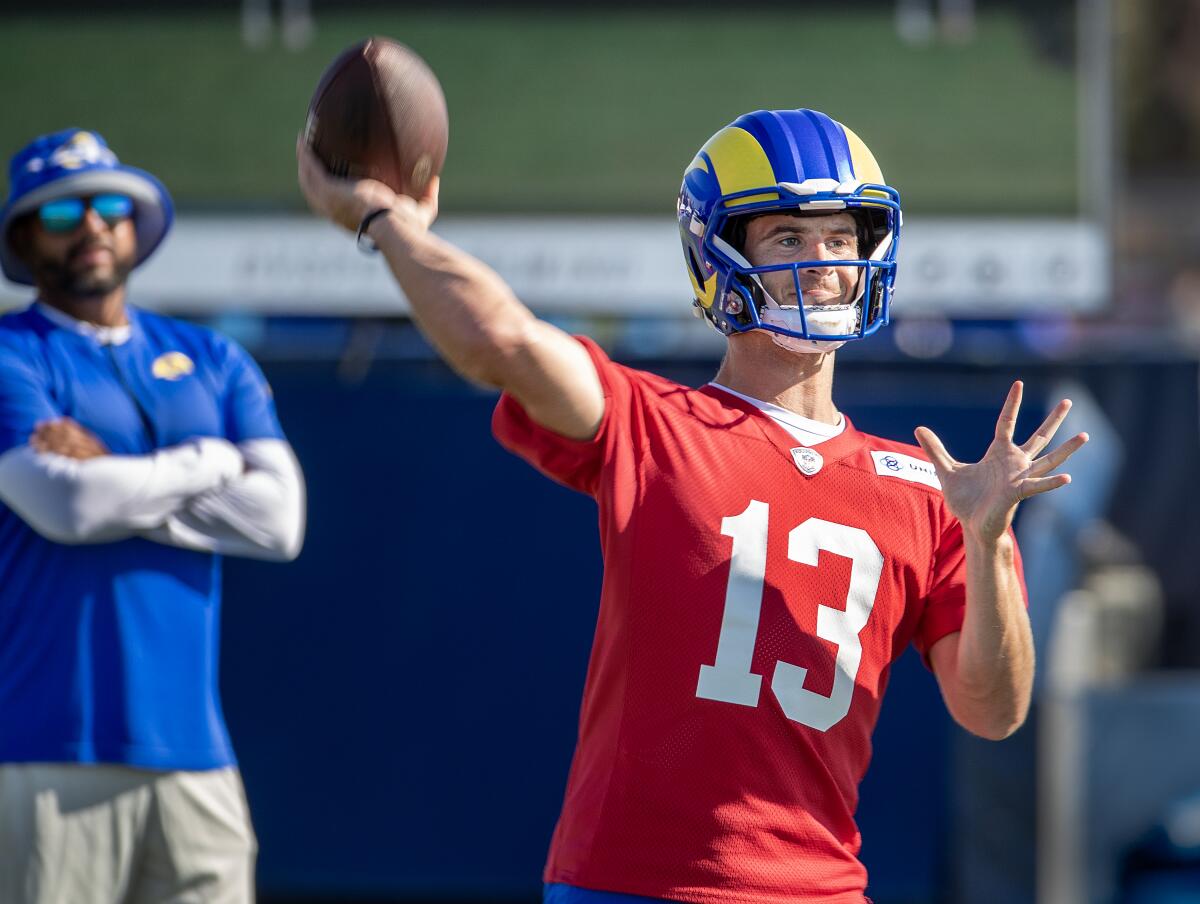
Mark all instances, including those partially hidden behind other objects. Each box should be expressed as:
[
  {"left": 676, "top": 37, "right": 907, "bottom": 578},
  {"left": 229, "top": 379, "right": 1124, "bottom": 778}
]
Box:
[{"left": 913, "top": 381, "right": 1089, "bottom": 543}]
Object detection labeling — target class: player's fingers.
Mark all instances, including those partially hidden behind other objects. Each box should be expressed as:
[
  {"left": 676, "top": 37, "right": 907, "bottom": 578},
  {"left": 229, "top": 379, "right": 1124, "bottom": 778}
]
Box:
[
  {"left": 295, "top": 140, "right": 324, "bottom": 205},
  {"left": 32, "top": 435, "right": 61, "bottom": 453},
  {"left": 995, "top": 381, "right": 1023, "bottom": 443},
  {"left": 1018, "top": 473, "right": 1071, "bottom": 499},
  {"left": 59, "top": 424, "right": 84, "bottom": 440},
  {"left": 296, "top": 134, "right": 325, "bottom": 173},
  {"left": 295, "top": 134, "right": 315, "bottom": 179},
  {"left": 914, "top": 426, "right": 956, "bottom": 472},
  {"left": 1027, "top": 432, "right": 1089, "bottom": 477},
  {"left": 296, "top": 138, "right": 338, "bottom": 199},
  {"left": 298, "top": 148, "right": 359, "bottom": 230},
  {"left": 416, "top": 174, "right": 439, "bottom": 206},
  {"left": 1020, "top": 399, "right": 1072, "bottom": 456},
  {"left": 33, "top": 420, "right": 71, "bottom": 439},
  {"left": 69, "top": 424, "right": 98, "bottom": 443},
  {"left": 417, "top": 175, "right": 440, "bottom": 227}
]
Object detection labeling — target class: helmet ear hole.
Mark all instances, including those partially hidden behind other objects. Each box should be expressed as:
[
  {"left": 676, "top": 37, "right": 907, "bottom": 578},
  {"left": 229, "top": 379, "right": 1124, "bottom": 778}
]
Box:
[
  {"left": 722, "top": 216, "right": 749, "bottom": 255},
  {"left": 855, "top": 208, "right": 891, "bottom": 258},
  {"left": 856, "top": 215, "right": 871, "bottom": 258},
  {"left": 687, "top": 248, "right": 706, "bottom": 287}
]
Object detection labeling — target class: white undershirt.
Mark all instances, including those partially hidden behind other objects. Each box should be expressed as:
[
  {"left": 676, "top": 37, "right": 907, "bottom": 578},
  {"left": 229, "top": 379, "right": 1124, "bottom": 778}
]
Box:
[
  {"left": 35, "top": 301, "right": 132, "bottom": 345},
  {"left": 709, "top": 382, "right": 846, "bottom": 447}
]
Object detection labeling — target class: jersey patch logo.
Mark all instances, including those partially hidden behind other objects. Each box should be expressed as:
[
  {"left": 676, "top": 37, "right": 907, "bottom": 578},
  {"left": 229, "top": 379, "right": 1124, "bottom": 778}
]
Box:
[
  {"left": 151, "top": 351, "right": 195, "bottom": 381},
  {"left": 870, "top": 450, "right": 941, "bottom": 489},
  {"left": 790, "top": 446, "right": 824, "bottom": 476}
]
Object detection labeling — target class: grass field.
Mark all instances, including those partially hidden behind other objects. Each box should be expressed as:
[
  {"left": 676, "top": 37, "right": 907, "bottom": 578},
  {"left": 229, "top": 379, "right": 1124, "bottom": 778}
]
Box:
[{"left": 0, "top": 10, "right": 1077, "bottom": 214}]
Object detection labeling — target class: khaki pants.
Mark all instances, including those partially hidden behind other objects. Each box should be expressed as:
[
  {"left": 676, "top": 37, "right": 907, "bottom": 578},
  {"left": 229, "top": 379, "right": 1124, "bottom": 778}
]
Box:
[{"left": 0, "top": 764, "right": 257, "bottom": 904}]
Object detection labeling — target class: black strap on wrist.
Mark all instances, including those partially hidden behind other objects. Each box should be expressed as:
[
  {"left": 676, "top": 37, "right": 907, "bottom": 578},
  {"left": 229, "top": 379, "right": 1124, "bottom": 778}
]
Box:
[{"left": 355, "top": 207, "right": 394, "bottom": 254}]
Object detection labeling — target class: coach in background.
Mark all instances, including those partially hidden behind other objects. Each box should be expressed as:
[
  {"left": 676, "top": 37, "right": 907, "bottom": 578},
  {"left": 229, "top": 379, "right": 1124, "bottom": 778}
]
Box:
[{"left": 0, "top": 129, "right": 305, "bottom": 904}]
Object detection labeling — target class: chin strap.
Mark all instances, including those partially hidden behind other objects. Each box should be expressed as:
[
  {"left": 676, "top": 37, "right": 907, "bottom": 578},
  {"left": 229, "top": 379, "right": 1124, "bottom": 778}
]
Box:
[{"left": 759, "top": 308, "right": 851, "bottom": 354}]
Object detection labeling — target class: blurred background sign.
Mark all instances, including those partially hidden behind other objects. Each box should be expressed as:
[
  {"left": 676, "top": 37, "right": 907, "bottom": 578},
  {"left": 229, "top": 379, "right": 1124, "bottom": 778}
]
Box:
[{"left": 0, "top": 216, "right": 1109, "bottom": 316}]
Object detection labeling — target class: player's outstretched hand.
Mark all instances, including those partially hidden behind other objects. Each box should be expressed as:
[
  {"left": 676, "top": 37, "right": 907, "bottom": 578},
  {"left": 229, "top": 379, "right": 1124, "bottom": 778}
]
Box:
[
  {"left": 914, "top": 381, "right": 1088, "bottom": 543},
  {"left": 31, "top": 417, "right": 109, "bottom": 460},
  {"left": 295, "top": 136, "right": 439, "bottom": 235}
]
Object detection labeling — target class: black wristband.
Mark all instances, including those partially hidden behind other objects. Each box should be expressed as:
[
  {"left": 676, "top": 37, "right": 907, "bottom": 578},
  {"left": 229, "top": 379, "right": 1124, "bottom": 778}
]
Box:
[{"left": 355, "top": 207, "right": 394, "bottom": 254}]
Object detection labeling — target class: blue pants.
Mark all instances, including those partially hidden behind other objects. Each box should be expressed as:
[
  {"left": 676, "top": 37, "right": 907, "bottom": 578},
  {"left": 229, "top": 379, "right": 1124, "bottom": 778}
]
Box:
[
  {"left": 544, "top": 883, "right": 872, "bottom": 903},
  {"left": 544, "top": 884, "right": 680, "bottom": 904}
]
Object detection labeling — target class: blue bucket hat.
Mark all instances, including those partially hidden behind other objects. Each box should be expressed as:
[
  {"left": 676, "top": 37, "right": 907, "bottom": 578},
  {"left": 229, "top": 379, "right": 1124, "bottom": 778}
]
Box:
[{"left": 0, "top": 128, "right": 174, "bottom": 285}]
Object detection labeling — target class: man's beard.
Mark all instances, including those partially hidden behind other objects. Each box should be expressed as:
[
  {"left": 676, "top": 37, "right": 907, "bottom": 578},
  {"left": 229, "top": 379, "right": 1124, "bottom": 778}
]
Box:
[{"left": 33, "top": 239, "right": 134, "bottom": 297}]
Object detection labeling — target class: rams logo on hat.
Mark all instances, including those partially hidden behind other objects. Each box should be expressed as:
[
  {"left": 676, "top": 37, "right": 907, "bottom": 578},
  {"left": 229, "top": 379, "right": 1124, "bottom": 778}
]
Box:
[
  {"left": 50, "top": 132, "right": 115, "bottom": 172},
  {"left": 152, "top": 351, "right": 195, "bottom": 381}
]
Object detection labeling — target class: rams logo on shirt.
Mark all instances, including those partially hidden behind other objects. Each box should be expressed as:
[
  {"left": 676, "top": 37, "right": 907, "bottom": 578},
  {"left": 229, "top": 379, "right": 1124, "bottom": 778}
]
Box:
[{"left": 151, "top": 351, "right": 195, "bottom": 381}]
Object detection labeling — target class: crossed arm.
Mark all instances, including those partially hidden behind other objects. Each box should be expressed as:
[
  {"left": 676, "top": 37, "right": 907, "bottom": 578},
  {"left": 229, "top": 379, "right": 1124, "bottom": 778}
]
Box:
[{"left": 0, "top": 417, "right": 304, "bottom": 561}]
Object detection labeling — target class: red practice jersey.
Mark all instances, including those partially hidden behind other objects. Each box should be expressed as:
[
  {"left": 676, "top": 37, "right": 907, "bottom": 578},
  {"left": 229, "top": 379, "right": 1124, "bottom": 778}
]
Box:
[{"left": 492, "top": 338, "right": 1025, "bottom": 904}]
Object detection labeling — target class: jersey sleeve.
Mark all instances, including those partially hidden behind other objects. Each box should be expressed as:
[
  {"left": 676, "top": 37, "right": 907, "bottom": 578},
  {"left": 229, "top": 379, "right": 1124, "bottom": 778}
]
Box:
[
  {"left": 491, "top": 336, "right": 634, "bottom": 498},
  {"left": 911, "top": 505, "right": 1029, "bottom": 664},
  {"left": 218, "top": 338, "right": 285, "bottom": 443},
  {"left": 0, "top": 340, "right": 60, "bottom": 456}
]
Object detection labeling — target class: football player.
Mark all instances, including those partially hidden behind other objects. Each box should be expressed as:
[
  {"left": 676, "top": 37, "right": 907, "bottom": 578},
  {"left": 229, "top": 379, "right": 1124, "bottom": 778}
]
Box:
[{"left": 298, "top": 108, "right": 1086, "bottom": 904}]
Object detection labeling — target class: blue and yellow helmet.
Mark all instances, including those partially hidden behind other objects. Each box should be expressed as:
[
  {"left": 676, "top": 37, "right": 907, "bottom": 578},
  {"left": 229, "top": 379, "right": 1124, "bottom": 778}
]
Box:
[{"left": 678, "top": 109, "right": 901, "bottom": 350}]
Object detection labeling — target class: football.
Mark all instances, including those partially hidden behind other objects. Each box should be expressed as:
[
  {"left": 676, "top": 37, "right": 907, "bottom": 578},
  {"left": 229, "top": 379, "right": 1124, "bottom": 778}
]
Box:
[{"left": 304, "top": 36, "right": 448, "bottom": 199}]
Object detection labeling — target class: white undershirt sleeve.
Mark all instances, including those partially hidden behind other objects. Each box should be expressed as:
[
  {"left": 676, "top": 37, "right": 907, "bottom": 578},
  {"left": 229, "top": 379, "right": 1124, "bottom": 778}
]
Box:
[
  {"left": 139, "top": 438, "right": 306, "bottom": 562},
  {"left": 0, "top": 437, "right": 244, "bottom": 545}
]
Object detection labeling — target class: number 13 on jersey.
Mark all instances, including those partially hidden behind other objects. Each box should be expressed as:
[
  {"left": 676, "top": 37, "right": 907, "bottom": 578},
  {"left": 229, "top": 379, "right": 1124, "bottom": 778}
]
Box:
[{"left": 696, "top": 499, "right": 884, "bottom": 732}]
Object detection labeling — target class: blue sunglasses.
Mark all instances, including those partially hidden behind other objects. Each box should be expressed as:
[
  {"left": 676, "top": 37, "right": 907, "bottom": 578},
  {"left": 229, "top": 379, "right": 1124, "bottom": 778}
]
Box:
[{"left": 37, "top": 194, "right": 134, "bottom": 233}]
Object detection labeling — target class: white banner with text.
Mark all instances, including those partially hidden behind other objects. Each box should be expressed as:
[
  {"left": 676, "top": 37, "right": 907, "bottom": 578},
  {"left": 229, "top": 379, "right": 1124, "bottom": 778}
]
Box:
[{"left": 0, "top": 216, "right": 1109, "bottom": 317}]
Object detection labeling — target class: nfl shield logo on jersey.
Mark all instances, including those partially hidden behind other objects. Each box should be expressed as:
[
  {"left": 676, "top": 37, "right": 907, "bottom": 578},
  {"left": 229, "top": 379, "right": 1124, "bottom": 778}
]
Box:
[{"left": 790, "top": 446, "right": 824, "bottom": 476}]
